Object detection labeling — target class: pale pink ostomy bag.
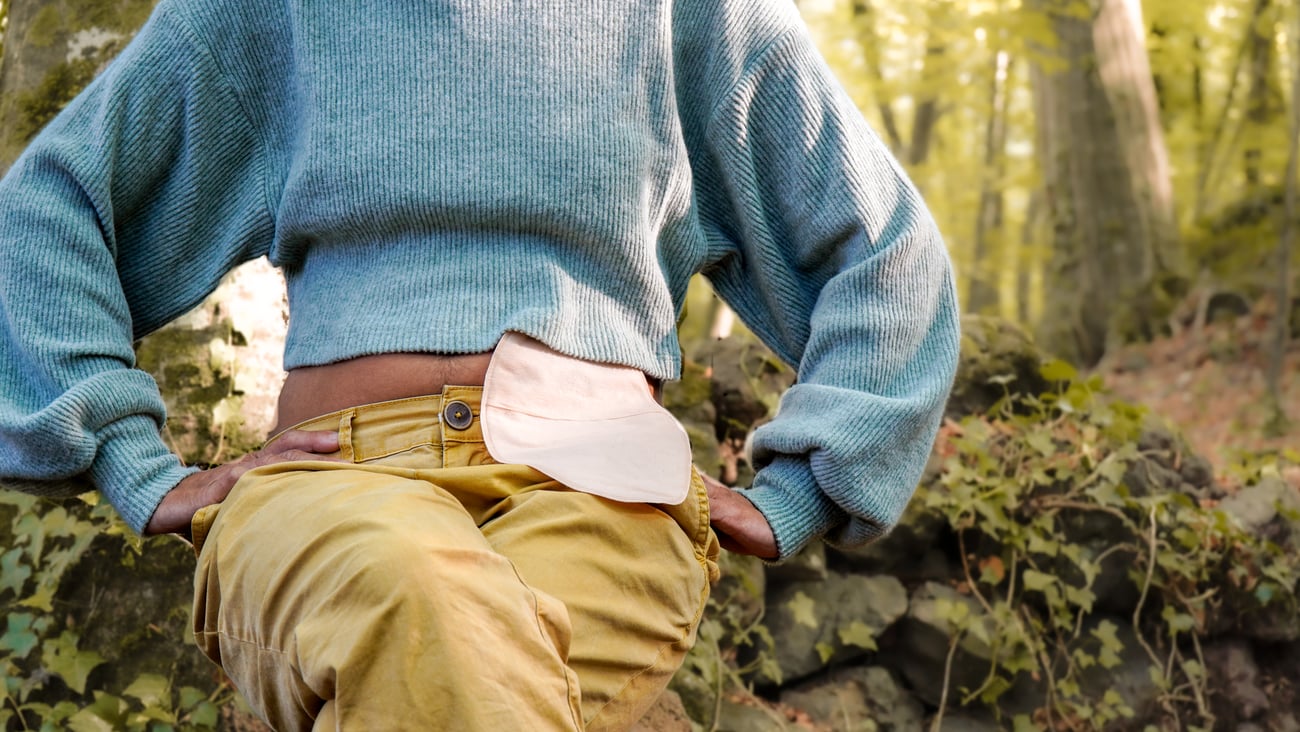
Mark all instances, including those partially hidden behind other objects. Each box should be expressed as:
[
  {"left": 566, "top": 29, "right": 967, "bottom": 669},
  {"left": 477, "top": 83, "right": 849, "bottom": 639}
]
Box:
[{"left": 480, "top": 332, "right": 693, "bottom": 504}]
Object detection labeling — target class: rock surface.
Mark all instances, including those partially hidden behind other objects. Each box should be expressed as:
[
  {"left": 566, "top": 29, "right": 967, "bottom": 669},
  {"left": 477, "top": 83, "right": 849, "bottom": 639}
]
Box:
[{"left": 765, "top": 573, "right": 908, "bottom": 682}]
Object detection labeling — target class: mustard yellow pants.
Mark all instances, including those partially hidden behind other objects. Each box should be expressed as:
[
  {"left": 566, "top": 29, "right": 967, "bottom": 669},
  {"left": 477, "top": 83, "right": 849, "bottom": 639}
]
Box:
[{"left": 190, "top": 387, "right": 720, "bottom": 731}]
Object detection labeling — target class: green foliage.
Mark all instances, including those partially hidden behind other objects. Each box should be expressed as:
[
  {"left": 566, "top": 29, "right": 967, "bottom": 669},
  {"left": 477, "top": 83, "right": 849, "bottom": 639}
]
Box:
[
  {"left": 675, "top": 552, "right": 780, "bottom": 731},
  {"left": 923, "top": 360, "right": 1300, "bottom": 728},
  {"left": 0, "top": 494, "right": 231, "bottom": 731}
]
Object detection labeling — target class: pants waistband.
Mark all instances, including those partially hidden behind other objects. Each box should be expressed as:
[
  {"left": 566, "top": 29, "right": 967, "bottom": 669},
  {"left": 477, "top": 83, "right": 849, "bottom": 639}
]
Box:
[{"left": 267, "top": 386, "right": 484, "bottom": 463}]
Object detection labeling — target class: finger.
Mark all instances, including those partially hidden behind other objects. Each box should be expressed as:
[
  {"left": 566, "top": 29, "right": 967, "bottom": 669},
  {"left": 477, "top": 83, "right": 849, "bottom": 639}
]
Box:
[
  {"left": 706, "top": 480, "right": 747, "bottom": 524},
  {"left": 212, "top": 447, "right": 349, "bottom": 500},
  {"left": 260, "top": 448, "right": 349, "bottom": 465},
  {"left": 706, "top": 489, "right": 779, "bottom": 559},
  {"left": 713, "top": 523, "right": 774, "bottom": 559},
  {"left": 265, "top": 429, "right": 341, "bottom": 455},
  {"left": 697, "top": 469, "right": 730, "bottom": 493},
  {"left": 714, "top": 530, "right": 747, "bottom": 555}
]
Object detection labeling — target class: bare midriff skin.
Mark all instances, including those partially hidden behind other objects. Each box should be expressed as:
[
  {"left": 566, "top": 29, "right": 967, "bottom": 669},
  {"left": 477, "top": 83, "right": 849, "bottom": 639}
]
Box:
[
  {"left": 145, "top": 348, "right": 777, "bottom": 559},
  {"left": 272, "top": 351, "right": 495, "bottom": 435}
]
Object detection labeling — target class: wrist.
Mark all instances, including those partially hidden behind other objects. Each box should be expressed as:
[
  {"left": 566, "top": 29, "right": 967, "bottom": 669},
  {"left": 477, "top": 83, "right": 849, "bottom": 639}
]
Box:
[
  {"left": 747, "top": 456, "right": 846, "bottom": 560},
  {"left": 143, "top": 471, "right": 213, "bottom": 537}
]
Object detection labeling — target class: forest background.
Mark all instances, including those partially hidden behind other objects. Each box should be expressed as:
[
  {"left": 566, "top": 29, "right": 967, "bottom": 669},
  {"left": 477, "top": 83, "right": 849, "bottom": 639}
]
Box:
[{"left": 0, "top": 0, "right": 1299, "bottom": 729}]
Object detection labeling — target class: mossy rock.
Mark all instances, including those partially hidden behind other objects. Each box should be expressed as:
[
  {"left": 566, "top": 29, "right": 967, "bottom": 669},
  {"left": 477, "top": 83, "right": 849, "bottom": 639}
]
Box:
[
  {"left": 946, "top": 315, "right": 1050, "bottom": 419},
  {"left": 57, "top": 527, "right": 216, "bottom": 696}
]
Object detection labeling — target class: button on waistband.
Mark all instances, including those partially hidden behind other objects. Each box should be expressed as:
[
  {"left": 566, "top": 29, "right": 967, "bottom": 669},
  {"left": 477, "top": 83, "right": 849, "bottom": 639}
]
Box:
[{"left": 443, "top": 400, "right": 474, "bottom": 430}]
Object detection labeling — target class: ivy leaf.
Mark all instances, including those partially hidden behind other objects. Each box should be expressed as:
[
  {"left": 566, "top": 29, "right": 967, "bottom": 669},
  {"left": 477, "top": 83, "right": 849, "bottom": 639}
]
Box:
[
  {"left": 786, "top": 591, "right": 818, "bottom": 629},
  {"left": 978, "top": 556, "right": 1006, "bottom": 585},
  {"left": 189, "top": 700, "right": 219, "bottom": 728},
  {"left": 0, "top": 492, "right": 38, "bottom": 511},
  {"left": 48, "top": 700, "right": 81, "bottom": 724},
  {"left": 1091, "top": 620, "right": 1123, "bottom": 652},
  {"left": 14, "top": 512, "right": 46, "bottom": 565},
  {"left": 695, "top": 618, "right": 723, "bottom": 645},
  {"left": 0, "top": 613, "right": 39, "bottom": 659},
  {"left": 123, "top": 673, "right": 171, "bottom": 709},
  {"left": 1161, "top": 606, "right": 1195, "bottom": 636},
  {"left": 1063, "top": 584, "right": 1096, "bottom": 612},
  {"left": 66, "top": 693, "right": 126, "bottom": 732},
  {"left": 41, "top": 632, "right": 106, "bottom": 695},
  {"left": 42, "top": 506, "right": 82, "bottom": 539},
  {"left": 136, "top": 702, "right": 179, "bottom": 725},
  {"left": 1040, "top": 359, "right": 1078, "bottom": 383},
  {"left": 42, "top": 529, "right": 97, "bottom": 581},
  {"left": 814, "top": 642, "right": 835, "bottom": 663},
  {"left": 1027, "top": 534, "right": 1059, "bottom": 558},
  {"left": 1026, "top": 430, "right": 1055, "bottom": 457},
  {"left": 0, "top": 548, "right": 32, "bottom": 598},
  {"left": 936, "top": 598, "right": 969, "bottom": 627},
  {"left": 20, "top": 584, "right": 56, "bottom": 613},
  {"left": 66, "top": 710, "right": 116, "bottom": 732},
  {"left": 837, "top": 621, "right": 878, "bottom": 651},
  {"left": 1022, "top": 569, "right": 1056, "bottom": 592},
  {"left": 757, "top": 656, "right": 782, "bottom": 685},
  {"left": 1096, "top": 455, "right": 1129, "bottom": 486},
  {"left": 1148, "top": 664, "right": 1171, "bottom": 690},
  {"left": 178, "top": 687, "right": 208, "bottom": 710},
  {"left": 977, "top": 675, "right": 1012, "bottom": 705}
]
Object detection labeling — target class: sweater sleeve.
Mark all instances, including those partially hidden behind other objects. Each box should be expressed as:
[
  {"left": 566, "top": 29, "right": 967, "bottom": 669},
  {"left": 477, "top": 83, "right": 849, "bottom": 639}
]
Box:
[
  {"left": 0, "top": 4, "right": 273, "bottom": 533},
  {"left": 696, "top": 25, "right": 960, "bottom": 560}
]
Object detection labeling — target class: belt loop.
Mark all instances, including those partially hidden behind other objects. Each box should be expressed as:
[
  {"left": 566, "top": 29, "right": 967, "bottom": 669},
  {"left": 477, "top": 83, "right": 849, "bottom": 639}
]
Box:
[{"left": 338, "top": 409, "right": 358, "bottom": 462}]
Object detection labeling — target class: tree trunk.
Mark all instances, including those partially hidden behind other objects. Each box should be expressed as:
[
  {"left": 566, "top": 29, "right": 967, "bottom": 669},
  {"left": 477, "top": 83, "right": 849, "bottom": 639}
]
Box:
[
  {"left": 848, "top": 0, "right": 905, "bottom": 157},
  {"left": 968, "top": 50, "right": 1012, "bottom": 315},
  {"left": 1092, "top": 0, "right": 1182, "bottom": 272},
  {"left": 1265, "top": 7, "right": 1299, "bottom": 432},
  {"left": 1194, "top": 16, "right": 1253, "bottom": 218},
  {"left": 1029, "top": 0, "right": 1151, "bottom": 366},
  {"left": 1018, "top": 190, "right": 1045, "bottom": 324},
  {"left": 1243, "top": 0, "right": 1278, "bottom": 188},
  {"left": 906, "top": 35, "right": 944, "bottom": 168},
  {"left": 0, "top": 0, "right": 7, "bottom": 66}
]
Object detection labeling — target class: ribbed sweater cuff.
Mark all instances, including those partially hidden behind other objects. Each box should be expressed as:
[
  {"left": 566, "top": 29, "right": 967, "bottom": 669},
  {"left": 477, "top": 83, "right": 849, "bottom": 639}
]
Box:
[
  {"left": 742, "top": 455, "right": 846, "bottom": 561},
  {"left": 90, "top": 415, "right": 198, "bottom": 534}
]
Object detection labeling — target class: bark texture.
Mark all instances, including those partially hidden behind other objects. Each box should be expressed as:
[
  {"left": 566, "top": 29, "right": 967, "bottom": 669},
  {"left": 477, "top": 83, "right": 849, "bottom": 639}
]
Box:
[
  {"left": 968, "top": 50, "right": 1011, "bottom": 315},
  {"left": 1030, "top": 0, "right": 1151, "bottom": 365},
  {"left": 1092, "top": 0, "right": 1181, "bottom": 269}
]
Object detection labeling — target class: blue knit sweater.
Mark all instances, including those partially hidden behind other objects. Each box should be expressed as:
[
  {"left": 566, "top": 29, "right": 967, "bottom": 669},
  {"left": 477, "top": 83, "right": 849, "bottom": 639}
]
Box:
[{"left": 0, "top": 0, "right": 958, "bottom": 559}]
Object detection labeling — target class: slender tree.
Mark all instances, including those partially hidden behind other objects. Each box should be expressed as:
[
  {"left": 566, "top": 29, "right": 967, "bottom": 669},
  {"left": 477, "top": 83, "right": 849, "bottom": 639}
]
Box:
[
  {"left": 1244, "top": 0, "right": 1281, "bottom": 188},
  {"left": 847, "top": 0, "right": 907, "bottom": 158},
  {"left": 0, "top": 0, "right": 8, "bottom": 67},
  {"left": 1092, "top": 0, "right": 1182, "bottom": 271},
  {"left": 1029, "top": 0, "right": 1152, "bottom": 365},
  {"left": 907, "top": 31, "right": 945, "bottom": 169},
  {"left": 968, "top": 48, "right": 1013, "bottom": 314},
  {"left": 1193, "top": 0, "right": 1275, "bottom": 218},
  {"left": 1266, "top": 5, "right": 1299, "bottom": 432}
]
